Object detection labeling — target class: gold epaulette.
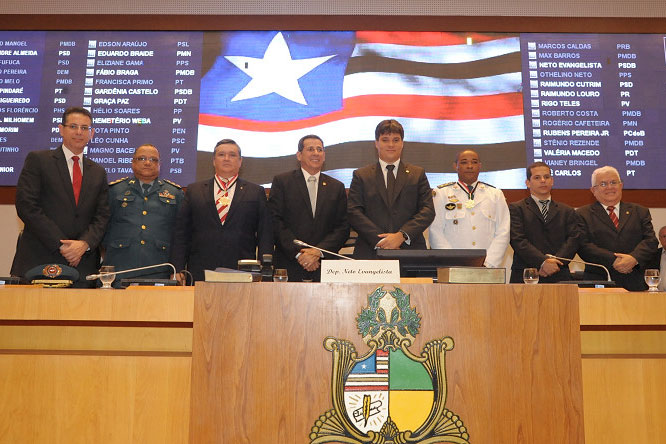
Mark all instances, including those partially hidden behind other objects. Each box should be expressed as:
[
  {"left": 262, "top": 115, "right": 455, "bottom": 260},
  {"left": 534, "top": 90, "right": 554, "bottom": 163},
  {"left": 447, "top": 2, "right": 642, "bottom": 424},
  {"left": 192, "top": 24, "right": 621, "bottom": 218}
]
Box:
[
  {"left": 437, "top": 182, "right": 455, "bottom": 189},
  {"left": 109, "top": 177, "right": 129, "bottom": 186},
  {"left": 164, "top": 179, "right": 182, "bottom": 189}
]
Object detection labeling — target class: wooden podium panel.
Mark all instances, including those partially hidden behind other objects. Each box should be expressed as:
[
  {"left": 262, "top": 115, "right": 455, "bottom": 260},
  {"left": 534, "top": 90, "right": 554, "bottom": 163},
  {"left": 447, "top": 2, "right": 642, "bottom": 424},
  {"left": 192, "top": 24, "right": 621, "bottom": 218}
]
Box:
[
  {"left": 579, "top": 288, "right": 666, "bottom": 444},
  {"left": 0, "top": 286, "right": 193, "bottom": 444},
  {"left": 190, "top": 283, "right": 584, "bottom": 443}
]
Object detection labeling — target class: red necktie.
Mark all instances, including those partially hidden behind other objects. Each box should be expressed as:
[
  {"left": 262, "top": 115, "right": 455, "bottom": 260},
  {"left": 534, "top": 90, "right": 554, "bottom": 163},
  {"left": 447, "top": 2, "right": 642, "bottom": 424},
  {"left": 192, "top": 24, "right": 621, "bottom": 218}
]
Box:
[
  {"left": 607, "top": 205, "right": 619, "bottom": 229},
  {"left": 72, "top": 155, "right": 82, "bottom": 204}
]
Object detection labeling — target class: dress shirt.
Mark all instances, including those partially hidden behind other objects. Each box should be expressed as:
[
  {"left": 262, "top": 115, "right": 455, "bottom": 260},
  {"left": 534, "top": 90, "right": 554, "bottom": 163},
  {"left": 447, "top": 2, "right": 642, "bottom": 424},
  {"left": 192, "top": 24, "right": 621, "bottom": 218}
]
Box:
[{"left": 61, "top": 144, "right": 83, "bottom": 182}]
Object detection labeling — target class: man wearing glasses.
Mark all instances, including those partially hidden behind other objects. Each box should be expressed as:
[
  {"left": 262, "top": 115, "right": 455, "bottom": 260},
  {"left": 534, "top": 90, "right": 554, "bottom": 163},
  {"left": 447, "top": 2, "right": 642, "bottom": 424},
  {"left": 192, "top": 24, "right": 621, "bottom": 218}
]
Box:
[
  {"left": 12, "top": 106, "right": 110, "bottom": 287},
  {"left": 577, "top": 165, "right": 658, "bottom": 290},
  {"left": 101, "top": 144, "right": 183, "bottom": 285},
  {"left": 268, "top": 135, "right": 349, "bottom": 282}
]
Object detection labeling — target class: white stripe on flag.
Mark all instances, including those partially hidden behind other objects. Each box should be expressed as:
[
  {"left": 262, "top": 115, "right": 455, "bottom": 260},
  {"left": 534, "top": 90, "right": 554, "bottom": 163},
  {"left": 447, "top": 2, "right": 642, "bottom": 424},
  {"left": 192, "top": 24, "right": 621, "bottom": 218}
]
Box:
[
  {"left": 197, "top": 115, "right": 525, "bottom": 158},
  {"left": 343, "top": 72, "right": 522, "bottom": 98},
  {"left": 350, "top": 37, "right": 520, "bottom": 64}
]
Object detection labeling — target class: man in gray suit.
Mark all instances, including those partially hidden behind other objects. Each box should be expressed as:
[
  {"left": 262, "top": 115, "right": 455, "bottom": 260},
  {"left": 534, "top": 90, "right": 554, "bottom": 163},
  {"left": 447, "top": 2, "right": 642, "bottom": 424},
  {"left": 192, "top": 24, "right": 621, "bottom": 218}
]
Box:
[
  {"left": 347, "top": 119, "right": 435, "bottom": 259},
  {"left": 11, "top": 107, "right": 110, "bottom": 286}
]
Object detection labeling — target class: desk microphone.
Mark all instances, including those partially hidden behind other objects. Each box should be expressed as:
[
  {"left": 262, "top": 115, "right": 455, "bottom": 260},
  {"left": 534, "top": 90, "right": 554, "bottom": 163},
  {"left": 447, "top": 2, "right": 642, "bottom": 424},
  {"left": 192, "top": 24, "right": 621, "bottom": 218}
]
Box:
[
  {"left": 86, "top": 262, "right": 177, "bottom": 280},
  {"left": 293, "top": 240, "right": 354, "bottom": 261},
  {"left": 545, "top": 254, "right": 612, "bottom": 281}
]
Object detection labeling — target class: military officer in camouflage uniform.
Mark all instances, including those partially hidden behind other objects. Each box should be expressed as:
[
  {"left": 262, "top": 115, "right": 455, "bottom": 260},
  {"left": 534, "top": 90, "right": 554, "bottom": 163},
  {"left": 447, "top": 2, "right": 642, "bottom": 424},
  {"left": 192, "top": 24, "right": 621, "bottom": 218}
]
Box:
[
  {"left": 429, "top": 149, "right": 510, "bottom": 268},
  {"left": 102, "top": 144, "right": 183, "bottom": 283}
]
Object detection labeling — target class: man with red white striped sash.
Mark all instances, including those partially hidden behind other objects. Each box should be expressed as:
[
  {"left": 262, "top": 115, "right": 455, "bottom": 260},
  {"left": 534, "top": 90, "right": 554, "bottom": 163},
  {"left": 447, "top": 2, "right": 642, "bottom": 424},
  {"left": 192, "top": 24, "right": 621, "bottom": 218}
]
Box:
[{"left": 171, "top": 139, "right": 272, "bottom": 283}]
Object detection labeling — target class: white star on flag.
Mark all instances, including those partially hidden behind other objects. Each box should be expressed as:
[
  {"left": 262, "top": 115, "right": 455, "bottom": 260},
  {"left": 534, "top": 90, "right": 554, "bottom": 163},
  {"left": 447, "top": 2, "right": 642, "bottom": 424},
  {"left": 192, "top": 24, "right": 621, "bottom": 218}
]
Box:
[{"left": 225, "top": 32, "right": 336, "bottom": 105}]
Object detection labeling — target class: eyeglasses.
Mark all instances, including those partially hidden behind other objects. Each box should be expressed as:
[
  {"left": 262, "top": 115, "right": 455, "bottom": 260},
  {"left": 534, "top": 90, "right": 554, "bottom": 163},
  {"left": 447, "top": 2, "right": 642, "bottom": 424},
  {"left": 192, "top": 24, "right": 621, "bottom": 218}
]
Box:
[
  {"left": 133, "top": 156, "right": 160, "bottom": 163},
  {"left": 63, "top": 124, "right": 92, "bottom": 132},
  {"left": 593, "top": 180, "right": 621, "bottom": 188}
]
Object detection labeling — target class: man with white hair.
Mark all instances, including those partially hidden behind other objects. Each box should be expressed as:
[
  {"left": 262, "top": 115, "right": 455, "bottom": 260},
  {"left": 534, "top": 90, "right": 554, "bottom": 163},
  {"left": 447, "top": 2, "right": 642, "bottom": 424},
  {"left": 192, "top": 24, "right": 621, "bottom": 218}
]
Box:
[{"left": 576, "top": 166, "right": 658, "bottom": 291}]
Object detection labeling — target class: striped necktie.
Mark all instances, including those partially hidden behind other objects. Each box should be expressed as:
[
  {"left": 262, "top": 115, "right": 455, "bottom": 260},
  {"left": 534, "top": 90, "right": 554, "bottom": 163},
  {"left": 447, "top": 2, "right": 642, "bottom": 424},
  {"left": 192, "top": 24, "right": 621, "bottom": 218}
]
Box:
[
  {"left": 539, "top": 200, "right": 549, "bottom": 221},
  {"left": 607, "top": 205, "right": 619, "bottom": 229}
]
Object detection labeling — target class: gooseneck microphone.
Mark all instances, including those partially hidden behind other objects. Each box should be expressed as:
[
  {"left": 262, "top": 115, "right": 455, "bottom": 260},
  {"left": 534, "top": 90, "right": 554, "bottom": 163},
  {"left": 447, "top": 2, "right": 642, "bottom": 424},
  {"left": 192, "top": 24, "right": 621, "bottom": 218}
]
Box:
[
  {"left": 545, "top": 254, "right": 612, "bottom": 281},
  {"left": 86, "top": 262, "right": 178, "bottom": 280},
  {"left": 293, "top": 239, "right": 354, "bottom": 260}
]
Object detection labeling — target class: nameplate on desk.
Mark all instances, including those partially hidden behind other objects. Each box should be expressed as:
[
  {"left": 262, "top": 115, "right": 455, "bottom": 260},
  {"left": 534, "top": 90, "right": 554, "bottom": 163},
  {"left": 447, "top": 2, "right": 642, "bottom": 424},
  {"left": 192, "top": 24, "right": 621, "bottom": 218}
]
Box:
[{"left": 321, "top": 260, "right": 400, "bottom": 283}]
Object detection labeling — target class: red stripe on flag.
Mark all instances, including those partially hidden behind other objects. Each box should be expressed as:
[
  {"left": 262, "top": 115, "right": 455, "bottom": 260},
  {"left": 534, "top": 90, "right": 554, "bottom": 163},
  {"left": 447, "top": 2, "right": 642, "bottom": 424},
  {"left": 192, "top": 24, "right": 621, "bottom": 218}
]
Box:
[
  {"left": 198, "top": 92, "right": 523, "bottom": 131},
  {"left": 356, "top": 31, "right": 509, "bottom": 46},
  {"left": 377, "top": 349, "right": 389, "bottom": 356}
]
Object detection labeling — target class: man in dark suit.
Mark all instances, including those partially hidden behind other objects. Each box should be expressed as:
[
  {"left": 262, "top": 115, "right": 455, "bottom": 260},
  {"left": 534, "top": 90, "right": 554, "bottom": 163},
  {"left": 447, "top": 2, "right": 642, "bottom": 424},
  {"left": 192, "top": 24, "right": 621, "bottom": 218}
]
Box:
[
  {"left": 171, "top": 139, "right": 272, "bottom": 282},
  {"left": 347, "top": 119, "right": 435, "bottom": 259},
  {"left": 268, "top": 135, "right": 349, "bottom": 282},
  {"left": 11, "top": 107, "right": 110, "bottom": 286},
  {"left": 577, "top": 166, "right": 658, "bottom": 291},
  {"left": 509, "top": 162, "right": 582, "bottom": 283}
]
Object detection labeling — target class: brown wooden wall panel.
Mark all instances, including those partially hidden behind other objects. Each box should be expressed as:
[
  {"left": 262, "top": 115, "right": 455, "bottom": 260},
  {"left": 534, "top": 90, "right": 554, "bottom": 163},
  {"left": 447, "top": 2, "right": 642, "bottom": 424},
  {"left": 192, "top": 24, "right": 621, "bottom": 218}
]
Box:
[{"left": 189, "top": 282, "right": 584, "bottom": 443}]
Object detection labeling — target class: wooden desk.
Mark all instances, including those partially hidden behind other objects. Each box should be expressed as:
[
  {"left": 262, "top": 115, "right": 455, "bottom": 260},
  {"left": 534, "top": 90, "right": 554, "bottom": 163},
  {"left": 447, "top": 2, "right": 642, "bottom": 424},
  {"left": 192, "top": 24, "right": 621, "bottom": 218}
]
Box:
[
  {"left": 578, "top": 288, "right": 666, "bottom": 444},
  {"left": 1, "top": 284, "right": 664, "bottom": 443},
  {"left": 0, "top": 285, "right": 193, "bottom": 444}
]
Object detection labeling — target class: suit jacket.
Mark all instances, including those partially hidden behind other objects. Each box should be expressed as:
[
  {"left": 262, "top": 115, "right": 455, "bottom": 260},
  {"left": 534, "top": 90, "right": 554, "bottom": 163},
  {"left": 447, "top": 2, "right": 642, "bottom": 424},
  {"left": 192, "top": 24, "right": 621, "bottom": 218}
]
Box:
[
  {"left": 577, "top": 201, "right": 658, "bottom": 291},
  {"left": 268, "top": 170, "right": 349, "bottom": 282},
  {"left": 509, "top": 197, "right": 582, "bottom": 283},
  {"left": 11, "top": 147, "right": 110, "bottom": 286},
  {"left": 170, "top": 177, "right": 273, "bottom": 282},
  {"left": 347, "top": 161, "right": 435, "bottom": 259}
]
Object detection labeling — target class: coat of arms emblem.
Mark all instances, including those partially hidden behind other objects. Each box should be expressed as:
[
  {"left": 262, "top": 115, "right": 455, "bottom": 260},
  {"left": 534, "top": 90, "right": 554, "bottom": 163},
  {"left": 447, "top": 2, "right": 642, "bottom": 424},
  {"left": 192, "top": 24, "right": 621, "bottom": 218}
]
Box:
[{"left": 310, "top": 286, "right": 469, "bottom": 443}]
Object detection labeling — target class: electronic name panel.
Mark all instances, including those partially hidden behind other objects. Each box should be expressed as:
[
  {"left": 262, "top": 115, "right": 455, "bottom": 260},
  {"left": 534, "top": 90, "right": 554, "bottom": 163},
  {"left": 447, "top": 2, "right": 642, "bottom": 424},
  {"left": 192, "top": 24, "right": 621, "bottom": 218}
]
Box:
[
  {"left": 521, "top": 33, "right": 666, "bottom": 188},
  {"left": 1, "top": 30, "right": 665, "bottom": 189},
  {"left": 0, "top": 30, "right": 202, "bottom": 186}
]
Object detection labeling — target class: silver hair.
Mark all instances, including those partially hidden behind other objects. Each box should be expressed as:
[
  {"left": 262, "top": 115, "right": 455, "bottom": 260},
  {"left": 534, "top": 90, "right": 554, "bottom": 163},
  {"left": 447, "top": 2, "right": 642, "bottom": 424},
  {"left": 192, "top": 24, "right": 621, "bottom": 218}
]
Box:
[{"left": 591, "top": 166, "right": 620, "bottom": 187}]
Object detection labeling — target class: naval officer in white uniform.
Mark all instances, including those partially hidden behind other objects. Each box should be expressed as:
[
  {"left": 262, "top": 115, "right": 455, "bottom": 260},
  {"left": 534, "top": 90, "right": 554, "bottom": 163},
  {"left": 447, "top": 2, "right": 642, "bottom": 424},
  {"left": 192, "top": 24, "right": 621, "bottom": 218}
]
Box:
[{"left": 429, "top": 149, "right": 510, "bottom": 268}]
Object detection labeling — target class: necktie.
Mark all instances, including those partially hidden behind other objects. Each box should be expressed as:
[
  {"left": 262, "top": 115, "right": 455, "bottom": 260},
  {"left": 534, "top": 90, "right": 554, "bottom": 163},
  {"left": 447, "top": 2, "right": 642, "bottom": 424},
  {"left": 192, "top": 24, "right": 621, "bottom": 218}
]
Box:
[
  {"left": 386, "top": 164, "right": 396, "bottom": 203},
  {"left": 307, "top": 175, "right": 317, "bottom": 217},
  {"left": 607, "top": 205, "right": 619, "bottom": 229},
  {"left": 215, "top": 175, "right": 237, "bottom": 225},
  {"left": 539, "top": 200, "right": 549, "bottom": 221},
  {"left": 142, "top": 183, "right": 151, "bottom": 195},
  {"left": 71, "top": 155, "right": 82, "bottom": 204}
]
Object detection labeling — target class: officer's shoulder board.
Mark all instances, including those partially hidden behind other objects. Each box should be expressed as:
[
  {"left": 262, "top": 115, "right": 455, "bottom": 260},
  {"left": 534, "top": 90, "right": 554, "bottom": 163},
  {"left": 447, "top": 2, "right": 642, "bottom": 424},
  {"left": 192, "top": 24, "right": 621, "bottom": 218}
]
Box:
[
  {"left": 479, "top": 181, "right": 496, "bottom": 189},
  {"left": 163, "top": 179, "right": 182, "bottom": 189},
  {"left": 109, "top": 177, "right": 129, "bottom": 186},
  {"left": 437, "top": 181, "right": 456, "bottom": 189}
]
